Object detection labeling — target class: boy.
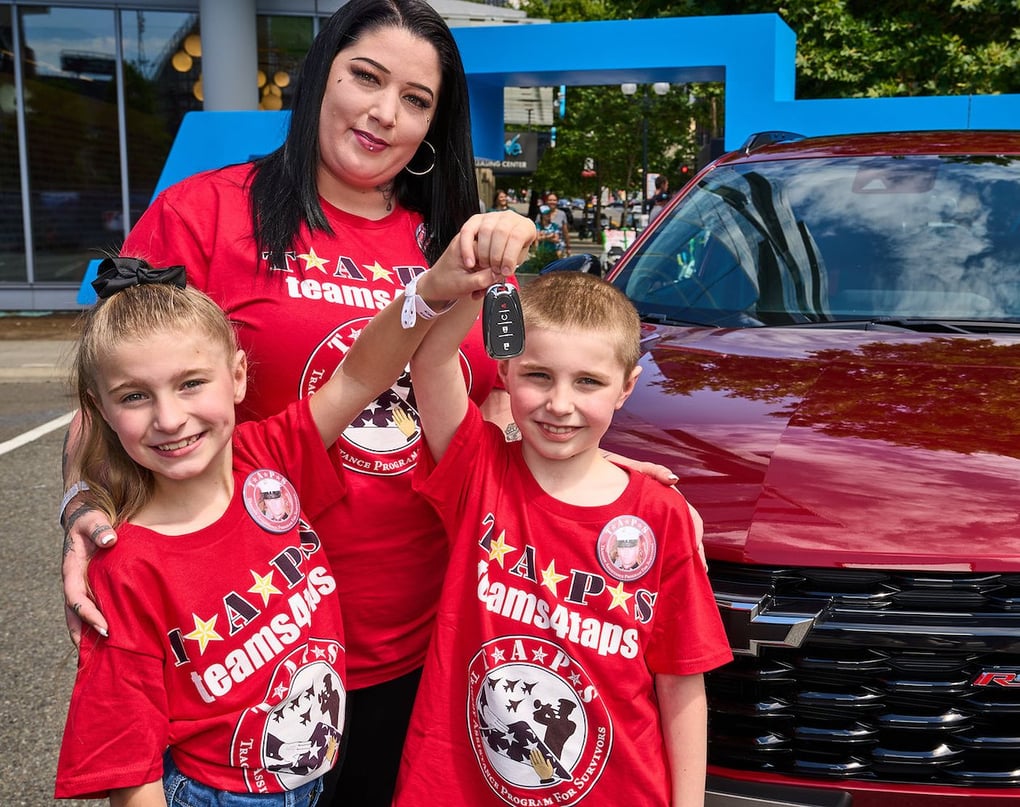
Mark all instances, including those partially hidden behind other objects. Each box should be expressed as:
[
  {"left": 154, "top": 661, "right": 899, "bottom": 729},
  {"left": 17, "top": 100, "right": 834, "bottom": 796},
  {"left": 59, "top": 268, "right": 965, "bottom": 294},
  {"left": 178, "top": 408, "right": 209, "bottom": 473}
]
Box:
[{"left": 395, "top": 272, "right": 733, "bottom": 806}]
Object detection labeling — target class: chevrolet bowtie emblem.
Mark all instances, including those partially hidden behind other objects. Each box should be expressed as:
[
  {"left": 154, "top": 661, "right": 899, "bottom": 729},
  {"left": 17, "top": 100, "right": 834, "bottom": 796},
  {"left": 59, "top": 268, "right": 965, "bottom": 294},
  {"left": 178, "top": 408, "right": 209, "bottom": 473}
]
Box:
[{"left": 715, "top": 589, "right": 819, "bottom": 657}]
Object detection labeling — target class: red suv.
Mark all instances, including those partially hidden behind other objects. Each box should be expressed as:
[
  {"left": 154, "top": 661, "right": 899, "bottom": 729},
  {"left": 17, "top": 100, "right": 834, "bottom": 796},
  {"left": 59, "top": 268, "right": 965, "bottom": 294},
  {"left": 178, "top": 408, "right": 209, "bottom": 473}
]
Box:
[{"left": 604, "top": 131, "right": 1020, "bottom": 807}]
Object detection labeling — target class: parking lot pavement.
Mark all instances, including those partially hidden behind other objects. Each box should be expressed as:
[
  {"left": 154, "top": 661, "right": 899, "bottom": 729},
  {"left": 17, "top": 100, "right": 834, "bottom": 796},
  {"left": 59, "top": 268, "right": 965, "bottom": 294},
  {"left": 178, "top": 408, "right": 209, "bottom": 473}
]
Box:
[
  {"left": 0, "top": 311, "right": 94, "bottom": 806},
  {"left": 1, "top": 373, "right": 96, "bottom": 807}
]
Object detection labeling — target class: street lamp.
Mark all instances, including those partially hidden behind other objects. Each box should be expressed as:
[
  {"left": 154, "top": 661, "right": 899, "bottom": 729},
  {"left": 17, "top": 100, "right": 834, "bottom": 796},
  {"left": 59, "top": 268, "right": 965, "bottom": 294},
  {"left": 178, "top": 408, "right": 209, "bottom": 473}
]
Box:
[{"left": 621, "top": 81, "right": 670, "bottom": 224}]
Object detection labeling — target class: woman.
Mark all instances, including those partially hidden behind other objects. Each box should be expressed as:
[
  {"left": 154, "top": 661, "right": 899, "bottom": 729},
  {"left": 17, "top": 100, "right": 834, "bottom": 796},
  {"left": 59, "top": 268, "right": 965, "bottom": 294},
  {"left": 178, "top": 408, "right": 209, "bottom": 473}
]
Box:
[
  {"left": 489, "top": 188, "right": 510, "bottom": 211},
  {"left": 59, "top": 1, "right": 674, "bottom": 803}
]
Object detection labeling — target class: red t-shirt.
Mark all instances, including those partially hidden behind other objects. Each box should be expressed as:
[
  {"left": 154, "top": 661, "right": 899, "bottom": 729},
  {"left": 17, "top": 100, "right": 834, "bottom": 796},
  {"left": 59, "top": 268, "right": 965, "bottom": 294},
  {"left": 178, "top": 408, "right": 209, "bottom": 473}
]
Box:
[
  {"left": 56, "top": 400, "right": 347, "bottom": 798},
  {"left": 122, "top": 163, "right": 499, "bottom": 687},
  {"left": 395, "top": 406, "right": 733, "bottom": 806}
]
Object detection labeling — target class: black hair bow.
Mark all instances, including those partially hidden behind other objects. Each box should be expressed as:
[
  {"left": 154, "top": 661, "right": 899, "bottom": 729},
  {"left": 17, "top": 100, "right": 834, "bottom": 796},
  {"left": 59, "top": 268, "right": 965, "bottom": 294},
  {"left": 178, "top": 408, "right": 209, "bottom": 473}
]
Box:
[{"left": 91, "top": 257, "right": 186, "bottom": 300}]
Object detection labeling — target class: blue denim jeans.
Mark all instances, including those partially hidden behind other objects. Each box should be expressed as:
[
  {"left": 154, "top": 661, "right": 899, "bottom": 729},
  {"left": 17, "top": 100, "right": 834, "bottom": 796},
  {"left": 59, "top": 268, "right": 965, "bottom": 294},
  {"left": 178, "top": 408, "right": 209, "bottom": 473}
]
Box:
[{"left": 162, "top": 751, "right": 323, "bottom": 807}]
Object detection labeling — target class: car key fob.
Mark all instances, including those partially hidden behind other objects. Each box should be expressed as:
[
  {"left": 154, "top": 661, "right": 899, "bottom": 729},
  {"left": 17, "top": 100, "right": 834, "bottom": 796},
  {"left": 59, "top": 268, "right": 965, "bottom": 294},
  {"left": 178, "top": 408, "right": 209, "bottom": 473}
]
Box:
[{"left": 483, "top": 283, "right": 525, "bottom": 359}]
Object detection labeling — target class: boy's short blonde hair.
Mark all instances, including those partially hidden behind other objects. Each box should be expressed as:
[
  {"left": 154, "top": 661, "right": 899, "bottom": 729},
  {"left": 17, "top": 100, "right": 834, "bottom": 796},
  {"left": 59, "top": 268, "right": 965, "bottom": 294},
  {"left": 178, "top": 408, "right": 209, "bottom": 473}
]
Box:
[{"left": 518, "top": 272, "right": 641, "bottom": 375}]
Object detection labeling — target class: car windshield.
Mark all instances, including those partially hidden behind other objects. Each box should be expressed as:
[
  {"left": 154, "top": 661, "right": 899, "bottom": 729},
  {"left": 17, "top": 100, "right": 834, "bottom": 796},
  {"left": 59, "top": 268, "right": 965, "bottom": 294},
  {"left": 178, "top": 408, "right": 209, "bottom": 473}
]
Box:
[{"left": 612, "top": 155, "right": 1020, "bottom": 327}]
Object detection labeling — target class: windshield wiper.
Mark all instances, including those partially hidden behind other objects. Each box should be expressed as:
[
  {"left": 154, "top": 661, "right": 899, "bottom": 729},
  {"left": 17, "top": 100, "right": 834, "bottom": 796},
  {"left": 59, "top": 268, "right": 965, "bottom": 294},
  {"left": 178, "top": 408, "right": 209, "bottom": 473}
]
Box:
[
  {"left": 640, "top": 311, "right": 716, "bottom": 327},
  {"left": 787, "top": 318, "right": 1020, "bottom": 334},
  {"left": 864, "top": 318, "right": 1020, "bottom": 334}
]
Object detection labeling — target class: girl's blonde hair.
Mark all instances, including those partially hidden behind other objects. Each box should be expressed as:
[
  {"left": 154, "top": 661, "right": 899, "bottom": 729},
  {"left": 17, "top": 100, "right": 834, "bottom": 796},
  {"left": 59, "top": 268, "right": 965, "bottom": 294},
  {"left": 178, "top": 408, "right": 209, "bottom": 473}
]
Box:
[
  {"left": 73, "top": 282, "right": 238, "bottom": 524},
  {"left": 519, "top": 271, "right": 641, "bottom": 375}
]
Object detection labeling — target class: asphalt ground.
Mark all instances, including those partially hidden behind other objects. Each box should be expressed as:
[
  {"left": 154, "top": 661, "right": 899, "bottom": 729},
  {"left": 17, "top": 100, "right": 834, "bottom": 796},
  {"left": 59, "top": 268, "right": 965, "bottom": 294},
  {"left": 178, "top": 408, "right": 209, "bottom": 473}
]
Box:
[{"left": 0, "top": 325, "right": 96, "bottom": 807}]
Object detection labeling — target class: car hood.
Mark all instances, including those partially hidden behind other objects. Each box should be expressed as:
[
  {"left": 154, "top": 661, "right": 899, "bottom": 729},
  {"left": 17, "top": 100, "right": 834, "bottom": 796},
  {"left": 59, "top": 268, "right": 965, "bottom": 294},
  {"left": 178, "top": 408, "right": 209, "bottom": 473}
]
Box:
[{"left": 604, "top": 326, "right": 1020, "bottom": 571}]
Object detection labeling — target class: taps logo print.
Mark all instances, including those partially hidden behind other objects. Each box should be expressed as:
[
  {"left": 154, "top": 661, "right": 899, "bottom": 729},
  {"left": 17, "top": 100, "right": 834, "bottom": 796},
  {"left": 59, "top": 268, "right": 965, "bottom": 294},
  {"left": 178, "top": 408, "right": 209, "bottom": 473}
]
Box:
[
  {"left": 300, "top": 317, "right": 474, "bottom": 477},
  {"left": 232, "top": 639, "right": 345, "bottom": 792},
  {"left": 467, "top": 636, "right": 612, "bottom": 805}
]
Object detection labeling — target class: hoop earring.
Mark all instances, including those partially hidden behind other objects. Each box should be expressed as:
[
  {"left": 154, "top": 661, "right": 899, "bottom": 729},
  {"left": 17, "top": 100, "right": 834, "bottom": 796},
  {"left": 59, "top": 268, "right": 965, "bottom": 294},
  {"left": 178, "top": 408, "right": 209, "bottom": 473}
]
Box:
[{"left": 404, "top": 140, "right": 436, "bottom": 176}]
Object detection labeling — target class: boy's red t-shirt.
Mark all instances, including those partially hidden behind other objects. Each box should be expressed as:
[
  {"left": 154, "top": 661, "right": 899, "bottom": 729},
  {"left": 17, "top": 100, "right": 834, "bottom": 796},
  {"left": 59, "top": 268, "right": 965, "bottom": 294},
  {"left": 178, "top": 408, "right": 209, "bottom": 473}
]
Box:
[{"left": 395, "top": 405, "right": 733, "bottom": 806}]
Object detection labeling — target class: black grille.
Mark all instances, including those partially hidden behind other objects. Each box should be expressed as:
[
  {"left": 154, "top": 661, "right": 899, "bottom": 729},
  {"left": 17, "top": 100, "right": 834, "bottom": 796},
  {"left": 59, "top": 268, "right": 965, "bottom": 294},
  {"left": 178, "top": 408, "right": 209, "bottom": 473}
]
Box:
[{"left": 707, "top": 563, "right": 1020, "bottom": 788}]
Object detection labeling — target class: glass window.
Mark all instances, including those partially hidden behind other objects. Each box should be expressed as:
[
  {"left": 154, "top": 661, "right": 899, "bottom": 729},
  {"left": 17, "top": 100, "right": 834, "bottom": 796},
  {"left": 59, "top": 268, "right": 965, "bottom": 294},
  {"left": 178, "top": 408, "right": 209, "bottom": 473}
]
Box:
[
  {"left": 118, "top": 12, "right": 310, "bottom": 220},
  {"left": 0, "top": 5, "right": 27, "bottom": 283},
  {"left": 121, "top": 11, "right": 202, "bottom": 230},
  {"left": 2, "top": 7, "right": 315, "bottom": 290},
  {"left": 257, "top": 15, "right": 313, "bottom": 112},
  {"left": 20, "top": 6, "right": 119, "bottom": 284},
  {"left": 617, "top": 156, "right": 1020, "bottom": 326}
]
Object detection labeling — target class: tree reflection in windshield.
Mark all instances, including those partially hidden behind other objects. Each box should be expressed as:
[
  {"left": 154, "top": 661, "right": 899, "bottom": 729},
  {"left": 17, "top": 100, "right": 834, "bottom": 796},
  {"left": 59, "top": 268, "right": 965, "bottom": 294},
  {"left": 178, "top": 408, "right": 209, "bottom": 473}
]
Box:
[
  {"left": 650, "top": 337, "right": 1020, "bottom": 458},
  {"left": 617, "top": 156, "right": 1020, "bottom": 326}
]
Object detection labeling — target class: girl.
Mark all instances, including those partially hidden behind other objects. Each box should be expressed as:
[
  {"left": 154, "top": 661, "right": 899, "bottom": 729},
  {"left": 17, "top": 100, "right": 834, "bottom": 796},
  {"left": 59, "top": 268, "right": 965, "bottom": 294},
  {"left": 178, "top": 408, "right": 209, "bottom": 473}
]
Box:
[{"left": 56, "top": 202, "right": 533, "bottom": 807}]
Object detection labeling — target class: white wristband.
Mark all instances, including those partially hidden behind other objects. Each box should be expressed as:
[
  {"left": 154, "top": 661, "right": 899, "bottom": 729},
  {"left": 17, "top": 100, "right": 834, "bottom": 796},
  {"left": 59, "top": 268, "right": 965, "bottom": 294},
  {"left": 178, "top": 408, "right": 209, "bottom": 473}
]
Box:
[
  {"left": 59, "top": 480, "right": 90, "bottom": 525},
  {"left": 400, "top": 273, "right": 455, "bottom": 329}
]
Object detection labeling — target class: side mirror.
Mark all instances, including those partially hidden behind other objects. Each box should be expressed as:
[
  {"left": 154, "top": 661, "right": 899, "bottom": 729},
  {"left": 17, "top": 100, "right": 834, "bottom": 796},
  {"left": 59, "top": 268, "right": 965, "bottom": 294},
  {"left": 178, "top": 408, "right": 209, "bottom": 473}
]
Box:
[{"left": 539, "top": 253, "right": 603, "bottom": 277}]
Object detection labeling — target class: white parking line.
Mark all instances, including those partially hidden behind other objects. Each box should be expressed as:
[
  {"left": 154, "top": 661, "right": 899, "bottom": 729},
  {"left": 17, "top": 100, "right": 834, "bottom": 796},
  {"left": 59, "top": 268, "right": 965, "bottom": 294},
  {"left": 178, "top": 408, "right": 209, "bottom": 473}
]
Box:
[{"left": 0, "top": 411, "right": 73, "bottom": 457}]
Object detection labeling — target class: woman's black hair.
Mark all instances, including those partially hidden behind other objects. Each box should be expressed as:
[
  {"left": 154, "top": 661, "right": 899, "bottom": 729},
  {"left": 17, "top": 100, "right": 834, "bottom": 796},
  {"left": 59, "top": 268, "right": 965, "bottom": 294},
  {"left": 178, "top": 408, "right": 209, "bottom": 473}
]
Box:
[{"left": 248, "top": 0, "right": 478, "bottom": 267}]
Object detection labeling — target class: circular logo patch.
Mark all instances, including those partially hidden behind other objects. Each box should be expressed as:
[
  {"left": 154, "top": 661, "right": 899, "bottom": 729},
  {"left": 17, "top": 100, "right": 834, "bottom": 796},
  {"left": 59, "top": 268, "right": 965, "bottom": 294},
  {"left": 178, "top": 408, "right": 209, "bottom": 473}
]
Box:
[
  {"left": 595, "top": 515, "right": 656, "bottom": 582},
  {"left": 233, "top": 639, "right": 345, "bottom": 791},
  {"left": 243, "top": 469, "right": 300, "bottom": 533},
  {"left": 300, "top": 317, "right": 471, "bottom": 477},
  {"left": 467, "top": 636, "right": 612, "bottom": 805}
]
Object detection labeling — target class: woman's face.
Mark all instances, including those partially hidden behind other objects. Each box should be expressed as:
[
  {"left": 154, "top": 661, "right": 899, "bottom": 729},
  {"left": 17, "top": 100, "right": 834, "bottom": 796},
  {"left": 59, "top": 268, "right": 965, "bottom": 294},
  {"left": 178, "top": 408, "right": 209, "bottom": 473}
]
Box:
[{"left": 317, "top": 25, "right": 441, "bottom": 199}]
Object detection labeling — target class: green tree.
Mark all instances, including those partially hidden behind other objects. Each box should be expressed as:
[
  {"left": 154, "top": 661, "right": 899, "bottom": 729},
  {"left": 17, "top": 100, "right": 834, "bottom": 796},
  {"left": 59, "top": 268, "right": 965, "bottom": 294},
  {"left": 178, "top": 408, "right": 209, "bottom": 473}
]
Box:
[
  {"left": 518, "top": 0, "right": 1020, "bottom": 197},
  {"left": 520, "top": 0, "right": 619, "bottom": 23},
  {"left": 527, "top": 84, "right": 703, "bottom": 201},
  {"left": 610, "top": 0, "right": 1020, "bottom": 98}
]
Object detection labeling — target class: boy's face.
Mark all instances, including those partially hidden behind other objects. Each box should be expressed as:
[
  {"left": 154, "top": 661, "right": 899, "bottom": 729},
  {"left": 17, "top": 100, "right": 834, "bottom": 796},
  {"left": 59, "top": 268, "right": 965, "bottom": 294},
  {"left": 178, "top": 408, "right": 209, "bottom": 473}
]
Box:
[{"left": 499, "top": 324, "right": 640, "bottom": 464}]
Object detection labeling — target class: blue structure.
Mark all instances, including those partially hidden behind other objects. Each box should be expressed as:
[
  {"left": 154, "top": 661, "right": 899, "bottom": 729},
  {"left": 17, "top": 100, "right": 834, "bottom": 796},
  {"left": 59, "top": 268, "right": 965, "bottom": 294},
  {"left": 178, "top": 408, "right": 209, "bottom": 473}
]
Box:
[
  {"left": 454, "top": 14, "right": 1020, "bottom": 157},
  {"left": 79, "top": 13, "right": 1020, "bottom": 303}
]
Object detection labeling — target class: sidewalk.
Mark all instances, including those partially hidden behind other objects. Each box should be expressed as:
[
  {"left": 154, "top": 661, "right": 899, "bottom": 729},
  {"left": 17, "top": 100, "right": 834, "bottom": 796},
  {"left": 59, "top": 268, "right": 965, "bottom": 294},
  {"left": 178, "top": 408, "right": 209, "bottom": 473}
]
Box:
[{"left": 0, "top": 338, "right": 75, "bottom": 381}]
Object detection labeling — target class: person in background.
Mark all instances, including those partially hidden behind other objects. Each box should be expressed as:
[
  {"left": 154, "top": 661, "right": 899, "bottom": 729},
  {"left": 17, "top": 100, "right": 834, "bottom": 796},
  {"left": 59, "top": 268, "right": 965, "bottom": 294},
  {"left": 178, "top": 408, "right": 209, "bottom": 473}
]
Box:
[
  {"left": 538, "top": 191, "right": 572, "bottom": 254},
  {"left": 489, "top": 188, "right": 511, "bottom": 212},
  {"left": 59, "top": 2, "right": 676, "bottom": 804},
  {"left": 648, "top": 174, "right": 671, "bottom": 223},
  {"left": 56, "top": 232, "right": 526, "bottom": 805},
  {"left": 534, "top": 204, "right": 566, "bottom": 267},
  {"left": 395, "top": 270, "right": 733, "bottom": 806}
]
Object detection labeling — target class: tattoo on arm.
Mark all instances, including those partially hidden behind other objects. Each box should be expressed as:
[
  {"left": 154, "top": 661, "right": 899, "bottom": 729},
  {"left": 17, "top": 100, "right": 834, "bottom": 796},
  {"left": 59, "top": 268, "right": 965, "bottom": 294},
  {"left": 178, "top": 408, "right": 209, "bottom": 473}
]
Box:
[
  {"left": 61, "top": 503, "right": 91, "bottom": 540},
  {"left": 61, "top": 429, "right": 71, "bottom": 487}
]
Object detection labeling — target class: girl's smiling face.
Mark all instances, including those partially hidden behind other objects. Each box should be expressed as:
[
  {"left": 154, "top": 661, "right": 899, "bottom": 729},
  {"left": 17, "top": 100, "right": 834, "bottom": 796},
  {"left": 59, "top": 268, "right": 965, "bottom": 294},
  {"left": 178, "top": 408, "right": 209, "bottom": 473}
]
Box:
[
  {"left": 93, "top": 329, "right": 247, "bottom": 488},
  {"left": 316, "top": 25, "right": 441, "bottom": 207}
]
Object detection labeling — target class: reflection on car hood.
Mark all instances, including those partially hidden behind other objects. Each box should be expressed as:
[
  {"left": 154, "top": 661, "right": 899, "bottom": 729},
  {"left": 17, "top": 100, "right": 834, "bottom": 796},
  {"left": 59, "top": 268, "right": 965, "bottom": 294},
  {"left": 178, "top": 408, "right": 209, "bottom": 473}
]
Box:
[{"left": 604, "top": 325, "right": 1020, "bottom": 571}]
